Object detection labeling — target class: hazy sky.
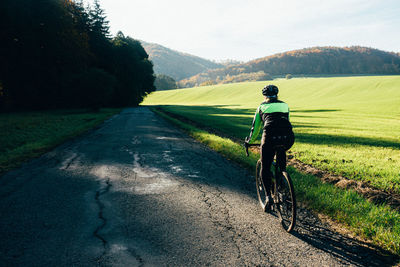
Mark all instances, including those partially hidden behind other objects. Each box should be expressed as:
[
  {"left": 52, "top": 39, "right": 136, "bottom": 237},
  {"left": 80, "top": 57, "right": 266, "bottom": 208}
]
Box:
[{"left": 97, "top": 0, "right": 400, "bottom": 61}]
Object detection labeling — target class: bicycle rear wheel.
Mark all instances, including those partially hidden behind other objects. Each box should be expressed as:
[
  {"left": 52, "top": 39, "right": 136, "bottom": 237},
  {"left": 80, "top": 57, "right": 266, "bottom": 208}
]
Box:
[
  {"left": 275, "top": 171, "right": 296, "bottom": 232},
  {"left": 255, "top": 159, "right": 269, "bottom": 212}
]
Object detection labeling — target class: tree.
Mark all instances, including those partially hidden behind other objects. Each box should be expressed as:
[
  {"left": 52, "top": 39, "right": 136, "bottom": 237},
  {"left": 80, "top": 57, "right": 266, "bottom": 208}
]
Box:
[
  {"left": 0, "top": 0, "right": 92, "bottom": 109},
  {"left": 89, "top": 0, "right": 110, "bottom": 38},
  {"left": 0, "top": 1, "right": 155, "bottom": 111},
  {"left": 111, "top": 32, "right": 155, "bottom": 106},
  {"left": 87, "top": 0, "right": 113, "bottom": 70},
  {"left": 154, "top": 74, "right": 177, "bottom": 90},
  {"left": 75, "top": 68, "right": 116, "bottom": 110},
  {"left": 200, "top": 80, "right": 216, "bottom": 86}
]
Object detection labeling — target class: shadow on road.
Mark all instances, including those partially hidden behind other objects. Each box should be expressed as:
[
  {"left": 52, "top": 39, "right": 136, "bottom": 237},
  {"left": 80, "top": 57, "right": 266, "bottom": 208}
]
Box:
[{"left": 292, "top": 208, "right": 397, "bottom": 266}]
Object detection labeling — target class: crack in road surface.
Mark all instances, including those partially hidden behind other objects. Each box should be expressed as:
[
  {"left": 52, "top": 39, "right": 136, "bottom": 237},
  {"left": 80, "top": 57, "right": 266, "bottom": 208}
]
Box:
[
  {"left": 94, "top": 178, "right": 112, "bottom": 250},
  {"left": 0, "top": 107, "right": 397, "bottom": 266}
]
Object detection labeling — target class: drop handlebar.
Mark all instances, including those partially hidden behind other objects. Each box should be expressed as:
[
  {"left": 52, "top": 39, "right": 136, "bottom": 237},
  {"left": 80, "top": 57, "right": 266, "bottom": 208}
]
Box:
[{"left": 243, "top": 142, "right": 261, "bottom": 157}]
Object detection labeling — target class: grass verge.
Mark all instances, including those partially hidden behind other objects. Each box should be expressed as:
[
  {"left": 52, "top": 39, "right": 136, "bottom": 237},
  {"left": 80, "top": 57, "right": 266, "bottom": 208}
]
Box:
[
  {"left": 0, "top": 108, "right": 121, "bottom": 175},
  {"left": 152, "top": 106, "right": 400, "bottom": 257}
]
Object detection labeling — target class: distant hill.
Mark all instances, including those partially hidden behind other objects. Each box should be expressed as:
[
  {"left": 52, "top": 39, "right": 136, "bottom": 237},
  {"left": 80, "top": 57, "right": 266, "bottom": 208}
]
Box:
[
  {"left": 140, "top": 41, "right": 223, "bottom": 81},
  {"left": 180, "top": 46, "right": 400, "bottom": 87}
]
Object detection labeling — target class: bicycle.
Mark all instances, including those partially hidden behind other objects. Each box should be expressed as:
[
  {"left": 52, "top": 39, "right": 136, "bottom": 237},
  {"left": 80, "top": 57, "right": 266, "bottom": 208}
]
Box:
[{"left": 244, "top": 142, "right": 296, "bottom": 232}]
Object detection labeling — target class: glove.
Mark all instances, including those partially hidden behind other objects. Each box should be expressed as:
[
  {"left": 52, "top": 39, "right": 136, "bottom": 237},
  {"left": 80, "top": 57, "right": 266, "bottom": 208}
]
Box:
[{"left": 244, "top": 136, "right": 249, "bottom": 144}]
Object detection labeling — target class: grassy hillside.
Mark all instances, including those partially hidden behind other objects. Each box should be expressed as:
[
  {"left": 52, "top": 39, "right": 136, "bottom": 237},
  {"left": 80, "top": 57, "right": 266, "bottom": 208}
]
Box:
[
  {"left": 143, "top": 76, "right": 400, "bottom": 193},
  {"left": 140, "top": 41, "right": 223, "bottom": 81}
]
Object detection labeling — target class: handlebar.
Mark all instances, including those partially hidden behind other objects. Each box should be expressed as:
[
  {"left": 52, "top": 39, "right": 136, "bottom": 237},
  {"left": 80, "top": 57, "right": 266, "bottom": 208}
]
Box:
[{"left": 243, "top": 142, "right": 260, "bottom": 157}]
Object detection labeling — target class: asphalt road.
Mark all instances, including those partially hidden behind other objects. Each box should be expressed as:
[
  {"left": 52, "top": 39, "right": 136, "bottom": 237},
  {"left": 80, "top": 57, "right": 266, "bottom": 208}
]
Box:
[{"left": 0, "top": 107, "right": 395, "bottom": 266}]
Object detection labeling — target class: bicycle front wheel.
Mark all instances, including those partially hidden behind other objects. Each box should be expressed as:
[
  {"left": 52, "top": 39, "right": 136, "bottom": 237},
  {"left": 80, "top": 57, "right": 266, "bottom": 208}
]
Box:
[
  {"left": 255, "top": 159, "right": 269, "bottom": 212},
  {"left": 275, "top": 171, "right": 296, "bottom": 232}
]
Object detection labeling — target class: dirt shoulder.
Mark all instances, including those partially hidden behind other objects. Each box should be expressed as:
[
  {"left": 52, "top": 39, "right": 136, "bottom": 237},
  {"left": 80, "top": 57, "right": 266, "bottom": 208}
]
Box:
[{"left": 288, "top": 156, "right": 400, "bottom": 211}]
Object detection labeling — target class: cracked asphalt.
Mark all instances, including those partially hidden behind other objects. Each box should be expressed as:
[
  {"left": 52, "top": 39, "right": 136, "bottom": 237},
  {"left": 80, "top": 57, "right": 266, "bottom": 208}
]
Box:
[{"left": 0, "top": 107, "right": 396, "bottom": 266}]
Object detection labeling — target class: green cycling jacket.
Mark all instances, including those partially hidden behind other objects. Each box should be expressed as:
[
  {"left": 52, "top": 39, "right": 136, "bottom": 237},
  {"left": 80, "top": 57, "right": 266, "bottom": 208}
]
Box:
[{"left": 248, "top": 99, "right": 291, "bottom": 144}]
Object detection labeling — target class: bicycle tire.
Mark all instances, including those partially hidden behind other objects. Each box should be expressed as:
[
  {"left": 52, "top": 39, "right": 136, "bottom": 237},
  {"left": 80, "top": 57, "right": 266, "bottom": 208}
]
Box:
[
  {"left": 255, "top": 159, "right": 269, "bottom": 212},
  {"left": 275, "top": 171, "right": 296, "bottom": 232}
]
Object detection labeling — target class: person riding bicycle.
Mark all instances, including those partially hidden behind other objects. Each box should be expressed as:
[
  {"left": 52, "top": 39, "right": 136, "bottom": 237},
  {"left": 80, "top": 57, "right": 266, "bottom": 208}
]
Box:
[{"left": 245, "top": 84, "right": 294, "bottom": 209}]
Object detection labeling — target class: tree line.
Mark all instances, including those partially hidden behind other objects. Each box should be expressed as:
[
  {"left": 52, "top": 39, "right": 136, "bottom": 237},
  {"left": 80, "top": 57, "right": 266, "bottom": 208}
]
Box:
[
  {"left": 248, "top": 46, "right": 400, "bottom": 75},
  {"left": 179, "top": 46, "right": 400, "bottom": 87},
  {"left": 0, "top": 0, "right": 155, "bottom": 111}
]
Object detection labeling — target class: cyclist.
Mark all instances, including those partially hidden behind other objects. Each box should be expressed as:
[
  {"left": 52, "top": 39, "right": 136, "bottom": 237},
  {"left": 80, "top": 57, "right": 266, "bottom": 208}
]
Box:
[{"left": 245, "top": 85, "right": 294, "bottom": 210}]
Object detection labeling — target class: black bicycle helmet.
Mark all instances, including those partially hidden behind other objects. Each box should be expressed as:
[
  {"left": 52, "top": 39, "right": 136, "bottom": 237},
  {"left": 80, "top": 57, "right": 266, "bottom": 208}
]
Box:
[{"left": 262, "top": 84, "right": 279, "bottom": 98}]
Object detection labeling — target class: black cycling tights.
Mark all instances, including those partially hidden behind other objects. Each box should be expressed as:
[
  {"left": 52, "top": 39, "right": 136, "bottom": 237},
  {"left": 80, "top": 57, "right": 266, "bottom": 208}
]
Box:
[{"left": 260, "top": 144, "right": 286, "bottom": 195}]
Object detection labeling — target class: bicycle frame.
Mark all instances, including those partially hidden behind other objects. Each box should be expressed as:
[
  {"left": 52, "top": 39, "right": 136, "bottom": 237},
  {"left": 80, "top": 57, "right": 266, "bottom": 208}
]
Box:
[{"left": 244, "top": 141, "right": 296, "bottom": 232}]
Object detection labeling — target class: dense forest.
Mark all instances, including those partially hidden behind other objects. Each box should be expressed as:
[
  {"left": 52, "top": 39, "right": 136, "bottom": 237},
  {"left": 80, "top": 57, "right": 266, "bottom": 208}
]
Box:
[
  {"left": 179, "top": 46, "right": 400, "bottom": 87},
  {"left": 0, "top": 0, "right": 155, "bottom": 111},
  {"left": 141, "top": 41, "right": 223, "bottom": 81}
]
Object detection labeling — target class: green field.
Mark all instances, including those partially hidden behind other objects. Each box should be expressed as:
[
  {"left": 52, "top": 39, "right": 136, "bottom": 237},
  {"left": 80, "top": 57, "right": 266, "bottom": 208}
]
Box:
[
  {"left": 143, "top": 76, "right": 400, "bottom": 193},
  {"left": 0, "top": 109, "right": 121, "bottom": 175}
]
